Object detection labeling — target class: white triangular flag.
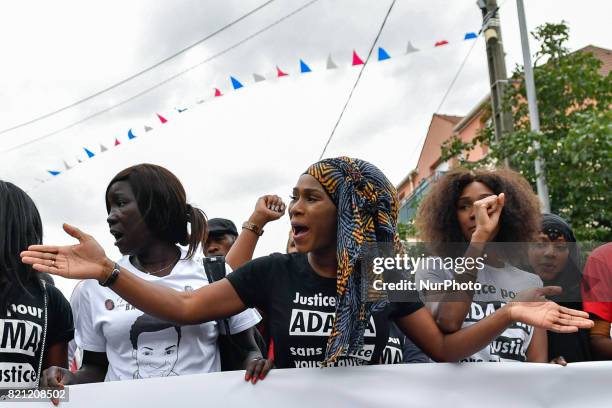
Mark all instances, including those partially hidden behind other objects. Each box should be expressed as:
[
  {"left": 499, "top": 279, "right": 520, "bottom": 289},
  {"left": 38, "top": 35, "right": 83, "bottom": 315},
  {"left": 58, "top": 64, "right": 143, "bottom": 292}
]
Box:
[
  {"left": 326, "top": 54, "right": 338, "bottom": 69},
  {"left": 406, "top": 41, "right": 419, "bottom": 54}
]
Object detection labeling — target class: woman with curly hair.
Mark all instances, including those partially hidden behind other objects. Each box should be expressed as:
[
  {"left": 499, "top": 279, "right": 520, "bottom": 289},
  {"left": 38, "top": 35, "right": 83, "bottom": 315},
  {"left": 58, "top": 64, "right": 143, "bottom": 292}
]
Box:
[
  {"left": 22, "top": 159, "right": 591, "bottom": 381},
  {"left": 415, "top": 167, "right": 553, "bottom": 363}
]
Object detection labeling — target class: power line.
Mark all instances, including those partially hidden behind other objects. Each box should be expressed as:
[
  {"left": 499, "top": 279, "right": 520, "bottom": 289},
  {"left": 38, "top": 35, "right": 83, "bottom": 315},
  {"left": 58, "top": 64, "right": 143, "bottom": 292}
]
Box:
[
  {"left": 318, "top": 0, "right": 396, "bottom": 160},
  {"left": 434, "top": 35, "right": 480, "bottom": 113},
  {"left": 1, "top": 0, "right": 321, "bottom": 154},
  {"left": 377, "top": 2, "right": 508, "bottom": 169},
  {"left": 0, "top": 0, "right": 276, "bottom": 136},
  {"left": 405, "top": 34, "right": 482, "bottom": 168}
]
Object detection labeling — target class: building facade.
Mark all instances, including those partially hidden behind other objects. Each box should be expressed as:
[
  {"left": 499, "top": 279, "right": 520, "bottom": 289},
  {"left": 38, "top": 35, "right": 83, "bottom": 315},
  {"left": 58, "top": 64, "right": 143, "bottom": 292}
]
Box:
[{"left": 397, "top": 45, "right": 611, "bottom": 231}]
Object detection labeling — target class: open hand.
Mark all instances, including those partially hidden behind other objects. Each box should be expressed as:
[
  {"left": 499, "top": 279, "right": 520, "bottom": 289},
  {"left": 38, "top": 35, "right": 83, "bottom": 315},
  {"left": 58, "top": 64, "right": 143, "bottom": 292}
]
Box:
[
  {"left": 508, "top": 300, "right": 593, "bottom": 333},
  {"left": 21, "top": 223, "right": 112, "bottom": 282}
]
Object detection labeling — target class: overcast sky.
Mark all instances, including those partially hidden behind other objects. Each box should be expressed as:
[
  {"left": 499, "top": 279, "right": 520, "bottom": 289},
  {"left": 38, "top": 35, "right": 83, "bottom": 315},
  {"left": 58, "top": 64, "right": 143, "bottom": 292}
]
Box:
[{"left": 1, "top": 0, "right": 610, "bottom": 298}]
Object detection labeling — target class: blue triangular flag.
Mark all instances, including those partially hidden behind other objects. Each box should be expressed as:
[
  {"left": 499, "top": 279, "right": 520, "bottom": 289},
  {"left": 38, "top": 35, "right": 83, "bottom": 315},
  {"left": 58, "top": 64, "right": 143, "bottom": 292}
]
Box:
[
  {"left": 231, "top": 76, "right": 244, "bottom": 90},
  {"left": 464, "top": 32, "right": 478, "bottom": 40},
  {"left": 47, "top": 170, "right": 61, "bottom": 176},
  {"left": 83, "top": 148, "right": 95, "bottom": 158},
  {"left": 378, "top": 47, "right": 391, "bottom": 61},
  {"left": 128, "top": 129, "right": 136, "bottom": 140},
  {"left": 300, "top": 59, "right": 311, "bottom": 73}
]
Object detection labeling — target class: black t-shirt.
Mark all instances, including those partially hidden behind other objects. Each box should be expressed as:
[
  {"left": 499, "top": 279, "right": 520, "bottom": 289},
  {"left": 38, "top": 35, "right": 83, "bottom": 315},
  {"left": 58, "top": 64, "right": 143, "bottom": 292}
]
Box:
[
  {"left": 0, "top": 280, "right": 74, "bottom": 390},
  {"left": 380, "top": 323, "right": 429, "bottom": 364},
  {"left": 227, "top": 253, "right": 423, "bottom": 369},
  {"left": 547, "top": 301, "right": 591, "bottom": 363}
]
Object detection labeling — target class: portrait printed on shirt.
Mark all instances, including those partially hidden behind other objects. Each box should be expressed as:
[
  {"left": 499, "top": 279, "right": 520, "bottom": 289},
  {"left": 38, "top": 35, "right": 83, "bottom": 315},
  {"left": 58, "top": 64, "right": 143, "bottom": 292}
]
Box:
[{"left": 129, "top": 314, "right": 182, "bottom": 379}]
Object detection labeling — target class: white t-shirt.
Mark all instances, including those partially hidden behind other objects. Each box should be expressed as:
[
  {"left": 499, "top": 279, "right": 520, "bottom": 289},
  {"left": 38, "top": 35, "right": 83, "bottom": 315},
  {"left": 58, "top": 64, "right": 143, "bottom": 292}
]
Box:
[
  {"left": 73, "top": 251, "right": 261, "bottom": 381},
  {"left": 416, "top": 260, "right": 543, "bottom": 362}
]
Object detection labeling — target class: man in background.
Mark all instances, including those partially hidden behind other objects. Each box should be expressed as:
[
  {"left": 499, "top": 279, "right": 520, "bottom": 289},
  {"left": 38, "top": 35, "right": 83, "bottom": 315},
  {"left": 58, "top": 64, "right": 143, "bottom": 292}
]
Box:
[{"left": 204, "top": 218, "right": 239, "bottom": 257}]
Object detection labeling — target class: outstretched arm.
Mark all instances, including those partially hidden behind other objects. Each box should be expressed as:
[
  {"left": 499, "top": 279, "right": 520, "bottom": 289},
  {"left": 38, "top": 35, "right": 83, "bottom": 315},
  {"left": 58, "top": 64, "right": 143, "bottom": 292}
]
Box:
[
  {"left": 101, "top": 264, "right": 246, "bottom": 325},
  {"left": 21, "top": 224, "right": 247, "bottom": 325},
  {"left": 397, "top": 301, "right": 592, "bottom": 362}
]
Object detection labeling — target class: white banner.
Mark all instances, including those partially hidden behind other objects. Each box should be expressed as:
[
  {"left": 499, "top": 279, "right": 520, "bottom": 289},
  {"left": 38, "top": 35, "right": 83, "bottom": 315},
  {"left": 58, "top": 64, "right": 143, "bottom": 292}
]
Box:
[{"left": 5, "top": 362, "right": 612, "bottom": 407}]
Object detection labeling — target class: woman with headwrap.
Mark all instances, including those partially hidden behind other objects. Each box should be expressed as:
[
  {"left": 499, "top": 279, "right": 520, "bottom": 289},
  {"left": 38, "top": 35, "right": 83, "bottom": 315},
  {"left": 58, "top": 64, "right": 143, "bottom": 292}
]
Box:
[
  {"left": 22, "top": 157, "right": 592, "bottom": 382},
  {"left": 527, "top": 213, "right": 591, "bottom": 362}
]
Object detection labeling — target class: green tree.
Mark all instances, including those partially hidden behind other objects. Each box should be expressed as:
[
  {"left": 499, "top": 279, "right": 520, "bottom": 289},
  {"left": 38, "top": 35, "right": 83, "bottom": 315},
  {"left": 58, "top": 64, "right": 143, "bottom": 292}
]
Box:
[{"left": 440, "top": 22, "right": 612, "bottom": 241}]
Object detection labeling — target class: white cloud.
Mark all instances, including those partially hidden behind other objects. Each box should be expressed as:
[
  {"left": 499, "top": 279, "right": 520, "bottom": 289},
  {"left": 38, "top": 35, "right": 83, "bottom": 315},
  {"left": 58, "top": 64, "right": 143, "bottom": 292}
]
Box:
[{"left": 1, "top": 0, "right": 610, "bottom": 298}]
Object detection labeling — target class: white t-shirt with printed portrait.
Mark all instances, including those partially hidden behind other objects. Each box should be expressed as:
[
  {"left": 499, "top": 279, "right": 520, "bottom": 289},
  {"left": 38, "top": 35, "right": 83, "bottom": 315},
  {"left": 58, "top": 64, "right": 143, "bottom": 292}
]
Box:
[{"left": 73, "top": 250, "right": 261, "bottom": 381}]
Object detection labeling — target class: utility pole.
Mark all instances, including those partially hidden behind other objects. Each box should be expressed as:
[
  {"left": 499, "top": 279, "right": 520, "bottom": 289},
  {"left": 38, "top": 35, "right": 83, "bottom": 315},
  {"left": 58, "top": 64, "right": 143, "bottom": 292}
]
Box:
[
  {"left": 478, "top": 0, "right": 513, "bottom": 168},
  {"left": 516, "top": 0, "right": 551, "bottom": 212}
]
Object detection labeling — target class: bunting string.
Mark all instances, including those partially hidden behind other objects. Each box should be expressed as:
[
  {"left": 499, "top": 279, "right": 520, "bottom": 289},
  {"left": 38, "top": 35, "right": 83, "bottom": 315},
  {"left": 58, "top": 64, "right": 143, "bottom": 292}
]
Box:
[
  {"left": 28, "top": 29, "right": 480, "bottom": 185},
  {"left": 319, "top": 0, "right": 397, "bottom": 160},
  {"left": 0, "top": 0, "right": 279, "bottom": 137},
  {"left": 1, "top": 0, "right": 323, "bottom": 156}
]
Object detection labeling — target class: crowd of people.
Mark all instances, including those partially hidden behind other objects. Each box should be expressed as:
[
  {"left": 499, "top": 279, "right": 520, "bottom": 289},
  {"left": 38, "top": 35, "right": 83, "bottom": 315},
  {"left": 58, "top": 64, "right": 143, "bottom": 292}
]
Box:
[{"left": 1, "top": 157, "right": 610, "bottom": 400}]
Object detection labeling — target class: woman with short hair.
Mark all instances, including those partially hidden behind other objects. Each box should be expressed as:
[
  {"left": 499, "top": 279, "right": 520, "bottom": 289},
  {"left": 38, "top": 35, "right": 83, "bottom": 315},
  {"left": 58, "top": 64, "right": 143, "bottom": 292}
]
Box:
[{"left": 38, "top": 163, "right": 262, "bottom": 388}]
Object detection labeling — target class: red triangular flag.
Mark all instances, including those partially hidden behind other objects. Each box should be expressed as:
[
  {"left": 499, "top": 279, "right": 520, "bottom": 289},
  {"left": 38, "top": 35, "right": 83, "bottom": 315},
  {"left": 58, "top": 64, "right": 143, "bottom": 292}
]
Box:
[
  {"left": 352, "top": 50, "right": 364, "bottom": 66},
  {"left": 214, "top": 88, "right": 223, "bottom": 97},
  {"left": 434, "top": 40, "right": 449, "bottom": 47},
  {"left": 114, "top": 138, "right": 121, "bottom": 146},
  {"left": 276, "top": 66, "right": 288, "bottom": 77},
  {"left": 157, "top": 113, "right": 167, "bottom": 124}
]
